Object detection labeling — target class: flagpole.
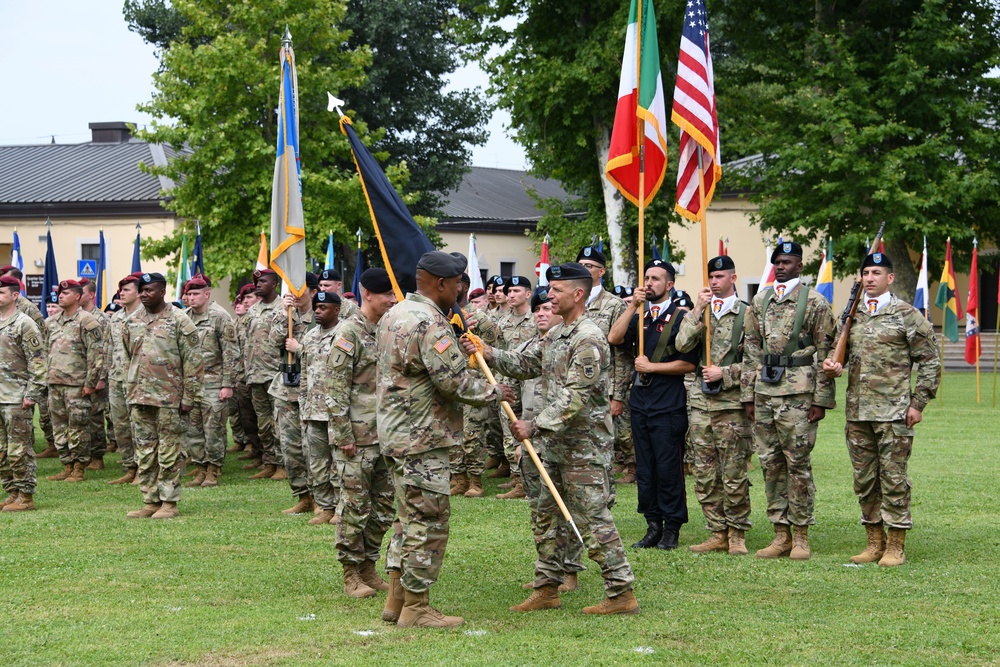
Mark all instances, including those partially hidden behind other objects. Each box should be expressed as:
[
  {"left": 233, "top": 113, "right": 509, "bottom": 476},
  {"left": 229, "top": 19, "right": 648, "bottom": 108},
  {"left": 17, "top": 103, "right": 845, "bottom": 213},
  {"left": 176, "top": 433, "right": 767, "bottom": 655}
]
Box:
[
  {"left": 938, "top": 237, "right": 948, "bottom": 406},
  {"left": 636, "top": 0, "right": 645, "bottom": 354},
  {"left": 697, "top": 146, "right": 711, "bottom": 363},
  {"left": 974, "top": 238, "right": 980, "bottom": 404},
  {"left": 993, "top": 306, "right": 999, "bottom": 408}
]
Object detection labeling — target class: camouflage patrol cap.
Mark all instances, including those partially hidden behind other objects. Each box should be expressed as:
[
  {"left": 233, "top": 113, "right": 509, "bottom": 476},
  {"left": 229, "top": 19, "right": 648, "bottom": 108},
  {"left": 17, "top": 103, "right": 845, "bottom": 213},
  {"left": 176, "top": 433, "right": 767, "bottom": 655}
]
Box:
[
  {"left": 770, "top": 241, "right": 803, "bottom": 263},
  {"left": 707, "top": 255, "right": 736, "bottom": 273},
  {"left": 416, "top": 251, "right": 467, "bottom": 278},
  {"left": 861, "top": 252, "right": 893, "bottom": 272},
  {"left": 530, "top": 286, "right": 550, "bottom": 311},
  {"left": 313, "top": 290, "right": 342, "bottom": 308}
]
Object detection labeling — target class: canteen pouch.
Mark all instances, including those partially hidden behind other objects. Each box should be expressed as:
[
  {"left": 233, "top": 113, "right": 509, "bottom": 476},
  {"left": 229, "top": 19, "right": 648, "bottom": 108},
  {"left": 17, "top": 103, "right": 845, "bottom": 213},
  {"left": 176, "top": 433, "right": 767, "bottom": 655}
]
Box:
[
  {"left": 701, "top": 378, "right": 722, "bottom": 395},
  {"left": 281, "top": 362, "right": 301, "bottom": 387},
  {"left": 760, "top": 365, "right": 785, "bottom": 384}
]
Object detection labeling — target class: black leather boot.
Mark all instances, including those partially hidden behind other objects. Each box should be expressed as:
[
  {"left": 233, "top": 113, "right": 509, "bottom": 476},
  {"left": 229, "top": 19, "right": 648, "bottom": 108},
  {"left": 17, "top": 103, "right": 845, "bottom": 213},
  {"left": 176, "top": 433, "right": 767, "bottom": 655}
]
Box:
[
  {"left": 656, "top": 528, "right": 680, "bottom": 550},
  {"left": 632, "top": 519, "right": 663, "bottom": 548}
]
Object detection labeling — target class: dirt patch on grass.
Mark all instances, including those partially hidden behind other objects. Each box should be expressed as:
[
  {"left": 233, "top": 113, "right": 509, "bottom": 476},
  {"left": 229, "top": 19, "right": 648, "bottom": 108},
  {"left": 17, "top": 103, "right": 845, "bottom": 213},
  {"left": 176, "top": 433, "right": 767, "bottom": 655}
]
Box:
[{"left": 159, "top": 647, "right": 298, "bottom": 667}]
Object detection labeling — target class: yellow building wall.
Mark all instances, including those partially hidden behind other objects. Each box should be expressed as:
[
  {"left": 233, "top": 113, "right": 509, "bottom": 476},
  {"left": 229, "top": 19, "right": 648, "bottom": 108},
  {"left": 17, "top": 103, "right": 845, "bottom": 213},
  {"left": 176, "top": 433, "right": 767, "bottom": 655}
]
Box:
[{"left": 438, "top": 229, "right": 540, "bottom": 284}]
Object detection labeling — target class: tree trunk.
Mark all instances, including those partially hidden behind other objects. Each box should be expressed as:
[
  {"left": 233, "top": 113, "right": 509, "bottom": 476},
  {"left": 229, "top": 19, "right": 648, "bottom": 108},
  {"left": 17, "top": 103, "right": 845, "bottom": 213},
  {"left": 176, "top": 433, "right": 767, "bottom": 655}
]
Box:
[
  {"left": 596, "top": 124, "right": 628, "bottom": 286},
  {"left": 885, "top": 236, "right": 917, "bottom": 303}
]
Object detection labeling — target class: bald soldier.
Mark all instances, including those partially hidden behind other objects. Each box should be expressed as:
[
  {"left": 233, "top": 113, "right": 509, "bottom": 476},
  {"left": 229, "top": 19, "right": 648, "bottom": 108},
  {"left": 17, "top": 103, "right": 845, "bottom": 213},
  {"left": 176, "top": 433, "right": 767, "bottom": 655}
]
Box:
[{"left": 376, "top": 251, "right": 513, "bottom": 629}]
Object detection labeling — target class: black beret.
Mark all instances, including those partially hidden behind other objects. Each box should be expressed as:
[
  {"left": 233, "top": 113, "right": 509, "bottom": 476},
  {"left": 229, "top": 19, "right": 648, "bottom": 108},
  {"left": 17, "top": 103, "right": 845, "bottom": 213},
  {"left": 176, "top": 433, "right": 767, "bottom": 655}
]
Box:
[
  {"left": 612, "top": 285, "right": 634, "bottom": 298},
  {"left": 530, "top": 286, "right": 551, "bottom": 311},
  {"left": 48, "top": 291, "right": 59, "bottom": 303},
  {"left": 304, "top": 272, "right": 319, "bottom": 290},
  {"left": 489, "top": 275, "right": 505, "bottom": 288},
  {"left": 461, "top": 273, "right": 471, "bottom": 285},
  {"left": 644, "top": 259, "right": 676, "bottom": 278},
  {"left": 171, "top": 300, "right": 184, "bottom": 309},
  {"left": 416, "top": 251, "right": 467, "bottom": 278},
  {"left": 139, "top": 272, "right": 167, "bottom": 285},
  {"left": 707, "top": 255, "right": 736, "bottom": 273},
  {"left": 576, "top": 246, "right": 607, "bottom": 266},
  {"left": 360, "top": 268, "right": 394, "bottom": 294},
  {"left": 771, "top": 241, "right": 803, "bottom": 263},
  {"left": 546, "top": 262, "right": 591, "bottom": 282},
  {"left": 672, "top": 289, "right": 694, "bottom": 309},
  {"left": 105, "top": 303, "right": 123, "bottom": 313},
  {"left": 313, "top": 290, "right": 342, "bottom": 308},
  {"left": 861, "top": 252, "right": 893, "bottom": 272},
  {"left": 503, "top": 275, "right": 532, "bottom": 293},
  {"left": 319, "top": 269, "right": 342, "bottom": 282}
]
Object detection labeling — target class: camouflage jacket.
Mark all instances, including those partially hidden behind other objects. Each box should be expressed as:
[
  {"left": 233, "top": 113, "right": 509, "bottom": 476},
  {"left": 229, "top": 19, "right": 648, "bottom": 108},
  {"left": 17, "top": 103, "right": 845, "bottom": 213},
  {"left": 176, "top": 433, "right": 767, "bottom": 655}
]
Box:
[
  {"left": 0, "top": 311, "right": 45, "bottom": 404},
  {"left": 376, "top": 292, "right": 502, "bottom": 458},
  {"left": 16, "top": 294, "right": 44, "bottom": 331},
  {"left": 267, "top": 307, "right": 314, "bottom": 402},
  {"left": 186, "top": 302, "right": 238, "bottom": 389},
  {"left": 123, "top": 306, "right": 204, "bottom": 409},
  {"left": 109, "top": 307, "right": 140, "bottom": 382},
  {"left": 340, "top": 297, "right": 358, "bottom": 321},
  {"left": 462, "top": 303, "right": 498, "bottom": 345},
  {"left": 587, "top": 288, "right": 630, "bottom": 402},
  {"left": 84, "top": 305, "right": 112, "bottom": 385},
  {"left": 235, "top": 312, "right": 250, "bottom": 383},
  {"left": 44, "top": 308, "right": 104, "bottom": 388},
  {"left": 491, "top": 315, "right": 613, "bottom": 467},
  {"left": 743, "top": 283, "right": 836, "bottom": 407},
  {"left": 327, "top": 311, "right": 379, "bottom": 447},
  {"left": 299, "top": 322, "right": 337, "bottom": 421},
  {"left": 833, "top": 294, "right": 940, "bottom": 422},
  {"left": 244, "top": 298, "right": 283, "bottom": 384},
  {"left": 676, "top": 302, "right": 747, "bottom": 412},
  {"left": 515, "top": 334, "right": 548, "bottom": 458}
]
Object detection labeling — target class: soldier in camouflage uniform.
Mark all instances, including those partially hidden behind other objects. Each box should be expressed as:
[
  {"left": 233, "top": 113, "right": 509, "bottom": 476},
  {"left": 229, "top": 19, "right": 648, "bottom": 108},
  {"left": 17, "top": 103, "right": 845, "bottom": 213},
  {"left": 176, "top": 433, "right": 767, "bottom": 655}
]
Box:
[
  {"left": 267, "top": 274, "right": 319, "bottom": 507},
  {"left": 244, "top": 269, "right": 283, "bottom": 477},
  {"left": 318, "top": 269, "right": 358, "bottom": 321},
  {"left": 80, "top": 280, "right": 112, "bottom": 470},
  {"left": 823, "top": 252, "right": 940, "bottom": 567},
  {"left": 675, "top": 256, "right": 753, "bottom": 555},
  {"left": 475, "top": 262, "right": 639, "bottom": 616},
  {"left": 107, "top": 273, "right": 144, "bottom": 485},
  {"left": 0, "top": 275, "right": 45, "bottom": 511},
  {"left": 743, "top": 241, "right": 836, "bottom": 560},
  {"left": 122, "top": 273, "right": 204, "bottom": 519},
  {"left": 231, "top": 285, "right": 260, "bottom": 458},
  {"left": 44, "top": 280, "right": 105, "bottom": 482},
  {"left": 376, "top": 252, "right": 511, "bottom": 629},
  {"left": 329, "top": 269, "right": 398, "bottom": 597},
  {"left": 183, "top": 276, "right": 238, "bottom": 488}
]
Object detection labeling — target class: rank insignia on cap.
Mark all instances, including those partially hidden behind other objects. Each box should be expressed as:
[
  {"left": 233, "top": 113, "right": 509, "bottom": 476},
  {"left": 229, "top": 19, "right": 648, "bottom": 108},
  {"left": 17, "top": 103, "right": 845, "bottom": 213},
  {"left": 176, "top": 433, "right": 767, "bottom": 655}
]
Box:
[
  {"left": 583, "top": 248, "right": 592, "bottom": 257},
  {"left": 143, "top": 274, "right": 151, "bottom": 281},
  {"left": 434, "top": 337, "right": 453, "bottom": 354},
  {"left": 550, "top": 266, "right": 562, "bottom": 278},
  {"left": 335, "top": 338, "right": 354, "bottom": 353},
  {"left": 714, "top": 258, "right": 723, "bottom": 269},
  {"left": 539, "top": 290, "right": 547, "bottom": 300},
  {"left": 782, "top": 243, "right": 792, "bottom": 253},
  {"left": 511, "top": 277, "right": 520, "bottom": 285}
]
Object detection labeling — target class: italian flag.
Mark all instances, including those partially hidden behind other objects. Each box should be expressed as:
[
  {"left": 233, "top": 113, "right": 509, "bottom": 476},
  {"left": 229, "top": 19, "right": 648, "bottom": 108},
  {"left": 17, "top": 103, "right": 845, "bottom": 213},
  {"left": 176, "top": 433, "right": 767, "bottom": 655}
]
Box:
[{"left": 606, "top": 0, "right": 668, "bottom": 207}]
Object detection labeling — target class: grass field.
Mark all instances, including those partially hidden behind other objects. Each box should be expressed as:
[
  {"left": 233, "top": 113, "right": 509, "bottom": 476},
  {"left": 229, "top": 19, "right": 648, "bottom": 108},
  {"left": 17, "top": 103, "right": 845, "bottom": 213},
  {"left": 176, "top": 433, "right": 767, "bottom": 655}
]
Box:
[{"left": 2, "top": 373, "right": 998, "bottom": 667}]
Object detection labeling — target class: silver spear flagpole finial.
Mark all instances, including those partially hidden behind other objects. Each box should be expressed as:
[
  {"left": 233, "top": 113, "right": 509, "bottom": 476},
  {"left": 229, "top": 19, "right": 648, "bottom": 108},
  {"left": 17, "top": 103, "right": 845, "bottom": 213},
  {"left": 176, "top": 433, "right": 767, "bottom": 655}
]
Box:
[
  {"left": 327, "top": 92, "right": 345, "bottom": 118},
  {"left": 282, "top": 25, "right": 292, "bottom": 47}
]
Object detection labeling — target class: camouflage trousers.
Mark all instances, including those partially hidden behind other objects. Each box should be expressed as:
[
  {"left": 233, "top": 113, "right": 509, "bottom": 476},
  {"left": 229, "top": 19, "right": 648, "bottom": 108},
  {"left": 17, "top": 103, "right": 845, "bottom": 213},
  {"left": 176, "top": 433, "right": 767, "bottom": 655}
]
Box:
[
  {"left": 485, "top": 409, "right": 503, "bottom": 460},
  {"left": 108, "top": 379, "right": 136, "bottom": 468},
  {"left": 48, "top": 384, "right": 92, "bottom": 464},
  {"left": 753, "top": 393, "right": 817, "bottom": 527},
  {"left": 451, "top": 404, "right": 490, "bottom": 476},
  {"left": 89, "top": 386, "right": 108, "bottom": 459},
  {"left": 521, "top": 451, "right": 585, "bottom": 575},
  {"left": 388, "top": 448, "right": 452, "bottom": 594},
  {"left": 0, "top": 404, "right": 37, "bottom": 495},
  {"left": 233, "top": 381, "right": 259, "bottom": 450},
  {"left": 499, "top": 396, "right": 523, "bottom": 474},
  {"left": 228, "top": 394, "right": 245, "bottom": 445},
  {"left": 273, "top": 397, "right": 309, "bottom": 496},
  {"left": 613, "top": 401, "right": 635, "bottom": 465},
  {"left": 689, "top": 407, "right": 752, "bottom": 532},
  {"left": 846, "top": 420, "right": 914, "bottom": 530},
  {"left": 249, "top": 383, "right": 278, "bottom": 466},
  {"left": 303, "top": 420, "right": 339, "bottom": 511},
  {"left": 37, "top": 387, "right": 53, "bottom": 448},
  {"left": 336, "top": 445, "right": 394, "bottom": 565},
  {"left": 533, "top": 459, "right": 634, "bottom": 596},
  {"left": 131, "top": 404, "right": 183, "bottom": 505},
  {"left": 186, "top": 385, "right": 229, "bottom": 467}
]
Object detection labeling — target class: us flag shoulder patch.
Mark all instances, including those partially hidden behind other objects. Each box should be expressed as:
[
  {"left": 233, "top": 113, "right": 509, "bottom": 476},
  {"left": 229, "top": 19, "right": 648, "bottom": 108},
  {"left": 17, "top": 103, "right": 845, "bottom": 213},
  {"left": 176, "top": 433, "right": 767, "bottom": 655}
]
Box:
[
  {"left": 434, "top": 337, "right": 452, "bottom": 354},
  {"left": 335, "top": 338, "right": 354, "bottom": 353}
]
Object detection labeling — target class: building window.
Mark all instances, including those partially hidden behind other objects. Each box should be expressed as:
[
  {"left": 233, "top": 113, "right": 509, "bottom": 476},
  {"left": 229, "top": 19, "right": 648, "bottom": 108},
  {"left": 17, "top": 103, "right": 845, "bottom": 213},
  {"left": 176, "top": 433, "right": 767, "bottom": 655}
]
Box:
[
  {"left": 500, "top": 261, "right": 515, "bottom": 278},
  {"left": 81, "top": 243, "right": 101, "bottom": 262}
]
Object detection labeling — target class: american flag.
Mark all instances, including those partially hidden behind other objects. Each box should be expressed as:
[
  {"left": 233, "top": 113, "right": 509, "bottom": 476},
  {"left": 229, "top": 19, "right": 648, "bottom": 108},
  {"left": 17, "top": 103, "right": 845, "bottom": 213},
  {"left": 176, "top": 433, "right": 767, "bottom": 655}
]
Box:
[{"left": 671, "top": 0, "right": 721, "bottom": 222}]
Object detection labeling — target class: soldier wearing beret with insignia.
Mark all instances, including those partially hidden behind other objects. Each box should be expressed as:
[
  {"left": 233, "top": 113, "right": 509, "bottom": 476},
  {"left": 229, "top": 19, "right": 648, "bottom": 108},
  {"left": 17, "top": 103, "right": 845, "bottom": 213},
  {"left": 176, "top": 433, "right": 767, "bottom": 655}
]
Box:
[
  {"left": 319, "top": 269, "right": 358, "bottom": 319},
  {"left": 822, "top": 252, "right": 940, "bottom": 566},
  {"left": 106, "top": 272, "right": 144, "bottom": 485},
  {"left": 675, "top": 256, "right": 753, "bottom": 555},
  {"left": 243, "top": 269, "right": 283, "bottom": 478},
  {"left": 122, "top": 273, "right": 204, "bottom": 519},
  {"left": 0, "top": 275, "right": 45, "bottom": 511},
  {"left": 743, "top": 241, "right": 836, "bottom": 560},
  {"left": 76, "top": 280, "right": 113, "bottom": 471},
  {"left": 44, "top": 280, "right": 106, "bottom": 482},
  {"left": 376, "top": 252, "right": 513, "bottom": 628}
]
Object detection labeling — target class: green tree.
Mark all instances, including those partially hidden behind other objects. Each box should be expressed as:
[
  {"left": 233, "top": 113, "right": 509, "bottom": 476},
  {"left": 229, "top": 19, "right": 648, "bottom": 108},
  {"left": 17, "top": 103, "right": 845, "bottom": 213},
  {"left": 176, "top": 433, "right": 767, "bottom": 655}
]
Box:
[{"left": 715, "top": 0, "right": 1000, "bottom": 298}]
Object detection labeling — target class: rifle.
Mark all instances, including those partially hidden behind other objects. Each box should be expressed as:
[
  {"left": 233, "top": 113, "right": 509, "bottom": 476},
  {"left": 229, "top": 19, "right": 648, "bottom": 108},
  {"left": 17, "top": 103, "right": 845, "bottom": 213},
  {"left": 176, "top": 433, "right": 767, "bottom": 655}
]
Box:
[{"left": 831, "top": 221, "right": 887, "bottom": 365}]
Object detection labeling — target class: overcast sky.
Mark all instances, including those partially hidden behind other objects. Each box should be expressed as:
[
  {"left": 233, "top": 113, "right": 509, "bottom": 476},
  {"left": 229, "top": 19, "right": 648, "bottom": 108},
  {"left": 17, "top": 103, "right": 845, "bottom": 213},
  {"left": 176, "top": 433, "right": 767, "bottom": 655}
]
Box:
[{"left": 0, "top": 0, "right": 527, "bottom": 169}]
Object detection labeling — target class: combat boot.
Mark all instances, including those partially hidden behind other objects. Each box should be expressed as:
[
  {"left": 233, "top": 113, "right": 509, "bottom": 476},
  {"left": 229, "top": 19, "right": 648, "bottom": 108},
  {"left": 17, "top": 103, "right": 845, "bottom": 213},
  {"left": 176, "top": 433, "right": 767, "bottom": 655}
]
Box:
[
  {"left": 618, "top": 463, "right": 636, "bottom": 484},
  {"left": 108, "top": 467, "right": 137, "bottom": 485},
  {"left": 463, "top": 475, "right": 484, "bottom": 498},
  {"left": 107, "top": 442, "right": 118, "bottom": 453},
  {"left": 47, "top": 464, "right": 73, "bottom": 481},
  {"left": 308, "top": 508, "right": 337, "bottom": 525},
  {"left": 581, "top": 590, "right": 640, "bottom": 615},
  {"left": 270, "top": 466, "right": 287, "bottom": 481},
  {"left": 250, "top": 464, "right": 277, "bottom": 479},
  {"left": 631, "top": 519, "right": 662, "bottom": 548},
  {"left": 36, "top": 444, "right": 59, "bottom": 459},
  {"left": 343, "top": 564, "right": 378, "bottom": 598},
  {"left": 789, "top": 526, "right": 811, "bottom": 560},
  {"left": 449, "top": 472, "right": 469, "bottom": 496},
  {"left": 184, "top": 465, "right": 207, "bottom": 488},
  {"left": 2, "top": 493, "right": 35, "bottom": 512},
  {"left": 237, "top": 449, "right": 257, "bottom": 460},
  {"left": 241, "top": 458, "right": 263, "bottom": 470},
  {"left": 510, "top": 584, "right": 561, "bottom": 612},
  {"left": 0, "top": 491, "right": 17, "bottom": 508},
  {"left": 282, "top": 494, "right": 315, "bottom": 515},
  {"left": 226, "top": 441, "right": 244, "bottom": 454},
  {"left": 558, "top": 573, "right": 578, "bottom": 593},
  {"left": 359, "top": 560, "right": 390, "bottom": 592},
  {"left": 382, "top": 571, "right": 405, "bottom": 623},
  {"left": 497, "top": 474, "right": 517, "bottom": 490},
  {"left": 689, "top": 530, "right": 729, "bottom": 553},
  {"left": 656, "top": 528, "right": 679, "bottom": 550},
  {"left": 64, "top": 462, "right": 86, "bottom": 482},
  {"left": 878, "top": 528, "right": 907, "bottom": 567},
  {"left": 397, "top": 590, "right": 464, "bottom": 628},
  {"left": 756, "top": 524, "right": 793, "bottom": 559},
  {"left": 126, "top": 503, "right": 161, "bottom": 519},
  {"left": 850, "top": 523, "right": 887, "bottom": 564},
  {"left": 728, "top": 529, "right": 749, "bottom": 556},
  {"left": 86, "top": 456, "right": 105, "bottom": 471},
  {"left": 183, "top": 463, "right": 199, "bottom": 477},
  {"left": 151, "top": 502, "right": 179, "bottom": 519},
  {"left": 496, "top": 476, "right": 526, "bottom": 500},
  {"left": 487, "top": 460, "right": 510, "bottom": 479},
  {"left": 200, "top": 465, "right": 220, "bottom": 487},
  {"left": 484, "top": 455, "right": 502, "bottom": 470}
]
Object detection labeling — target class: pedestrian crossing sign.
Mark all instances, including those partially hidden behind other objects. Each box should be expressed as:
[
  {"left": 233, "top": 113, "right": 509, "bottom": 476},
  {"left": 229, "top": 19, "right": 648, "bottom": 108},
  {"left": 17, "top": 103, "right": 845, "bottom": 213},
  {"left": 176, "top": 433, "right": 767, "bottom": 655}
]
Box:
[{"left": 78, "top": 259, "right": 97, "bottom": 279}]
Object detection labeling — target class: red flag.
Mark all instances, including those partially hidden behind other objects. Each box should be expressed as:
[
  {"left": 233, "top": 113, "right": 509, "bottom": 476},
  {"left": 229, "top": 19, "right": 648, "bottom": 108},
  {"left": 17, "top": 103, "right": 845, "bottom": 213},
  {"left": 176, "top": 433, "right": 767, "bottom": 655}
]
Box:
[
  {"left": 718, "top": 237, "right": 724, "bottom": 256},
  {"left": 965, "top": 242, "right": 980, "bottom": 364},
  {"left": 537, "top": 236, "right": 551, "bottom": 287}
]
